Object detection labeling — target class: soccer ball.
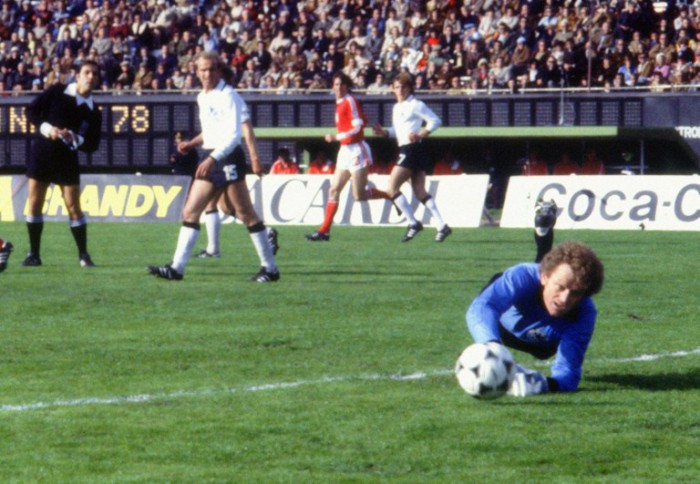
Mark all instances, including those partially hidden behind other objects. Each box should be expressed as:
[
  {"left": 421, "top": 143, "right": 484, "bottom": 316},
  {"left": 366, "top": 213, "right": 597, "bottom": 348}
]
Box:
[{"left": 455, "top": 342, "right": 516, "bottom": 399}]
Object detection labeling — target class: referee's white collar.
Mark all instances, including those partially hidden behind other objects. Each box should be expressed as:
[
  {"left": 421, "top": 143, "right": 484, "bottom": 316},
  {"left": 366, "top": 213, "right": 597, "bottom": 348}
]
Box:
[{"left": 64, "top": 83, "right": 94, "bottom": 110}]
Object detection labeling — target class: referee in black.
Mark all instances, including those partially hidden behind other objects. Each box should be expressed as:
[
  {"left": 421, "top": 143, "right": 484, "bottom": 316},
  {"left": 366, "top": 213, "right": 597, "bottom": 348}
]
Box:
[{"left": 24, "top": 60, "right": 102, "bottom": 267}]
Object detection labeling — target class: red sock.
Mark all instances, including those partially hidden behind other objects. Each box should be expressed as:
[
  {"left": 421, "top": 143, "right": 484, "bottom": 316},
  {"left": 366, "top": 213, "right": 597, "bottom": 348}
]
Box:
[
  {"left": 366, "top": 187, "right": 390, "bottom": 200},
  {"left": 318, "top": 200, "right": 339, "bottom": 234}
]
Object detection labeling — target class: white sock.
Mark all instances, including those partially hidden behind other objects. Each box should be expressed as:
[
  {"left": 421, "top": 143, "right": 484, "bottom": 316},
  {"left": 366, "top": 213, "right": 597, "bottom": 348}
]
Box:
[
  {"left": 250, "top": 228, "right": 277, "bottom": 272},
  {"left": 204, "top": 210, "right": 221, "bottom": 255},
  {"left": 394, "top": 193, "right": 417, "bottom": 225},
  {"left": 423, "top": 197, "right": 446, "bottom": 230},
  {"left": 171, "top": 225, "right": 199, "bottom": 274}
]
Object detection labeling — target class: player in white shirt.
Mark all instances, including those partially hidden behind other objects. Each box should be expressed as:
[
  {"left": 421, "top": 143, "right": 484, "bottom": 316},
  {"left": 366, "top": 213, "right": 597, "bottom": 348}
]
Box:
[
  {"left": 373, "top": 72, "right": 452, "bottom": 242},
  {"left": 148, "top": 52, "right": 279, "bottom": 282}
]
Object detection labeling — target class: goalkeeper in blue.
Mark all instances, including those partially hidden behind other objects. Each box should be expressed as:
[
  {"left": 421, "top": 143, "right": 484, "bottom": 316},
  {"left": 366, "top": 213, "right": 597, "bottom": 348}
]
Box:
[{"left": 466, "top": 240, "right": 604, "bottom": 396}]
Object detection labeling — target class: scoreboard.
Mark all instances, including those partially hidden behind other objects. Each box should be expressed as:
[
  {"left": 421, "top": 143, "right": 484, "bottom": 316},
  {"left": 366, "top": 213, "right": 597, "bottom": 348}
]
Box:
[
  {"left": 0, "top": 93, "right": 341, "bottom": 172},
  {"left": 1, "top": 94, "right": 199, "bottom": 171}
]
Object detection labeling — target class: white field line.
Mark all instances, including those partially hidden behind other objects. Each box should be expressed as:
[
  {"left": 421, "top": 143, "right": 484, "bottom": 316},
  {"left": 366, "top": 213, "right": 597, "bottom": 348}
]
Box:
[{"left": 1, "top": 348, "right": 698, "bottom": 413}]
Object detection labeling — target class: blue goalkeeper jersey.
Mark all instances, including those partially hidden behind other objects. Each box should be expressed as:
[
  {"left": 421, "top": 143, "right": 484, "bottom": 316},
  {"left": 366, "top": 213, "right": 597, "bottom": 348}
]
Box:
[{"left": 466, "top": 263, "right": 597, "bottom": 391}]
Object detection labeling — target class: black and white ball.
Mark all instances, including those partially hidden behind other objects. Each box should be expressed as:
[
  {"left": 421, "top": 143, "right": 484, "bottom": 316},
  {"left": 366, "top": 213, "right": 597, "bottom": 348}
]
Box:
[{"left": 455, "top": 342, "right": 516, "bottom": 399}]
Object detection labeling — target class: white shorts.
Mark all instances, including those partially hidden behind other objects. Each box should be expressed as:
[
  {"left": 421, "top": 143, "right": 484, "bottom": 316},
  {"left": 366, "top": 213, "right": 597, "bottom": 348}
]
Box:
[{"left": 336, "top": 141, "right": 373, "bottom": 173}]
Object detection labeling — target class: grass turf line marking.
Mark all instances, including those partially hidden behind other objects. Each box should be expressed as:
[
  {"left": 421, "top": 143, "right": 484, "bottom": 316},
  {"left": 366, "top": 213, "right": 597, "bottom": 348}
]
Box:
[{"left": 1, "top": 348, "right": 698, "bottom": 413}]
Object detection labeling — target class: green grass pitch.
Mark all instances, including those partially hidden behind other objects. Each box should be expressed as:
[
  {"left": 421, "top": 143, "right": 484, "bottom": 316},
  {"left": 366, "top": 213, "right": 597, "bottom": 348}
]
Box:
[{"left": 0, "top": 221, "right": 698, "bottom": 481}]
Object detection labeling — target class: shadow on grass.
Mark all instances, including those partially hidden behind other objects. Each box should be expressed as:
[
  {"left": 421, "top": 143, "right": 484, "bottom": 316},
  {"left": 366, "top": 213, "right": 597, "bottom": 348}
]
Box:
[{"left": 587, "top": 369, "right": 700, "bottom": 391}]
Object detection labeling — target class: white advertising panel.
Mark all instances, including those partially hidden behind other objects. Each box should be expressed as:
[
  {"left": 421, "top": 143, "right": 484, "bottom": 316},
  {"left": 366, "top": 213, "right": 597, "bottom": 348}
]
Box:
[
  {"left": 501, "top": 175, "right": 700, "bottom": 231},
  {"left": 1, "top": 174, "right": 489, "bottom": 227},
  {"left": 256, "top": 174, "right": 489, "bottom": 228}
]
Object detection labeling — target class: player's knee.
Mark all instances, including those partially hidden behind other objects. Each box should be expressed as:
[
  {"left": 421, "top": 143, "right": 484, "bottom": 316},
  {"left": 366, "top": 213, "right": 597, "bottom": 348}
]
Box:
[
  {"left": 181, "top": 207, "right": 201, "bottom": 222},
  {"left": 353, "top": 188, "right": 367, "bottom": 201},
  {"left": 329, "top": 187, "right": 341, "bottom": 199},
  {"left": 236, "top": 207, "right": 258, "bottom": 225}
]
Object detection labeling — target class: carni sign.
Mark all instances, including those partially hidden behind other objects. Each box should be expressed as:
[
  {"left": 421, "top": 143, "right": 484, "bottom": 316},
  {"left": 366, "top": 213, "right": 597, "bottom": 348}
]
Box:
[{"left": 0, "top": 175, "right": 191, "bottom": 222}]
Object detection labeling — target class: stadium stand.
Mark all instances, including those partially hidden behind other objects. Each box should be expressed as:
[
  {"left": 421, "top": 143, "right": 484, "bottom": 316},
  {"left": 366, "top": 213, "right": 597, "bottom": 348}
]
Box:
[{"left": 0, "top": 0, "right": 699, "bottom": 94}]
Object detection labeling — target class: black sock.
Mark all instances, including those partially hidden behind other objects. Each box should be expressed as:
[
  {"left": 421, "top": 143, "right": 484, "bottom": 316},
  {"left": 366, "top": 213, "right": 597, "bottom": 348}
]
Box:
[
  {"left": 27, "top": 221, "right": 43, "bottom": 256},
  {"left": 534, "top": 229, "right": 553, "bottom": 263},
  {"left": 71, "top": 223, "right": 88, "bottom": 255}
]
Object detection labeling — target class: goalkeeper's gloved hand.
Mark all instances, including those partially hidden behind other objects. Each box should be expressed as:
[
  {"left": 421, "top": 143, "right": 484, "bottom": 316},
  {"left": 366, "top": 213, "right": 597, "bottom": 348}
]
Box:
[{"left": 507, "top": 363, "right": 549, "bottom": 397}]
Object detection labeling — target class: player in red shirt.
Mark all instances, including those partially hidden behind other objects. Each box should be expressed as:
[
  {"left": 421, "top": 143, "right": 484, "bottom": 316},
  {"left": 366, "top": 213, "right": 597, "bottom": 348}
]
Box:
[{"left": 305, "top": 72, "right": 389, "bottom": 241}]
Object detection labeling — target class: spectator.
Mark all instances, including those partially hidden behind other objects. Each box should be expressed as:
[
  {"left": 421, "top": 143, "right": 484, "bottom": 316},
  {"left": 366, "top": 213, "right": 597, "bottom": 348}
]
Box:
[
  {"left": 653, "top": 52, "right": 671, "bottom": 80},
  {"left": 552, "top": 152, "right": 579, "bottom": 175},
  {"left": 132, "top": 61, "right": 153, "bottom": 91},
  {"left": 133, "top": 44, "right": 155, "bottom": 71},
  {"left": 342, "top": 56, "right": 361, "bottom": 84},
  {"left": 331, "top": 8, "right": 353, "bottom": 38},
  {"left": 307, "top": 150, "right": 334, "bottom": 174},
  {"left": 269, "top": 147, "right": 299, "bottom": 174},
  {"left": 478, "top": 10, "right": 497, "bottom": 39},
  {"left": 363, "top": 25, "right": 383, "bottom": 62},
  {"left": 115, "top": 60, "right": 134, "bottom": 87},
  {"left": 283, "top": 41, "right": 305, "bottom": 70},
  {"left": 593, "top": 56, "right": 617, "bottom": 87},
  {"left": 366, "top": 7, "right": 385, "bottom": 36},
  {"left": 366, "top": 71, "right": 389, "bottom": 94},
  {"left": 488, "top": 57, "right": 511, "bottom": 89},
  {"left": 381, "top": 25, "right": 405, "bottom": 57},
  {"left": 55, "top": 28, "right": 78, "bottom": 60},
  {"left": 511, "top": 36, "right": 531, "bottom": 77},
  {"left": 608, "top": 38, "right": 630, "bottom": 69},
  {"left": 250, "top": 41, "right": 272, "bottom": 73},
  {"left": 649, "top": 32, "right": 675, "bottom": 62},
  {"left": 198, "top": 29, "right": 218, "bottom": 53},
  {"left": 580, "top": 148, "right": 606, "bottom": 175},
  {"left": 473, "top": 57, "right": 490, "bottom": 87},
  {"left": 628, "top": 30, "right": 646, "bottom": 57},
  {"left": 591, "top": 21, "right": 614, "bottom": 54},
  {"left": 433, "top": 154, "right": 464, "bottom": 174},
  {"left": 219, "top": 28, "right": 239, "bottom": 57},
  {"left": 152, "top": 62, "right": 170, "bottom": 89},
  {"left": 440, "top": 24, "right": 460, "bottom": 62},
  {"left": 637, "top": 50, "right": 654, "bottom": 84},
  {"left": 521, "top": 150, "right": 548, "bottom": 176},
  {"left": 617, "top": 55, "right": 637, "bottom": 86},
  {"left": 13, "top": 62, "right": 34, "bottom": 90},
  {"left": 58, "top": 46, "right": 76, "bottom": 75},
  {"left": 238, "top": 58, "right": 261, "bottom": 88},
  {"left": 312, "top": 26, "right": 330, "bottom": 55},
  {"left": 157, "top": 44, "right": 178, "bottom": 76},
  {"left": 92, "top": 26, "right": 114, "bottom": 65},
  {"left": 175, "top": 30, "right": 196, "bottom": 59}
]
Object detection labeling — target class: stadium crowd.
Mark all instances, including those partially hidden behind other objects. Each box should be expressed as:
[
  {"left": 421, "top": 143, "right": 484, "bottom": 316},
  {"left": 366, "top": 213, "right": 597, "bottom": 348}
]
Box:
[{"left": 1, "top": 0, "right": 699, "bottom": 94}]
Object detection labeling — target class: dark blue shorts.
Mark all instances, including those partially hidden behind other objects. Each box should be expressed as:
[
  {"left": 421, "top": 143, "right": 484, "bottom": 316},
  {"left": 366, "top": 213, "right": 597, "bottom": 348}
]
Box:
[
  {"left": 206, "top": 146, "right": 247, "bottom": 189},
  {"left": 396, "top": 142, "right": 433, "bottom": 174}
]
